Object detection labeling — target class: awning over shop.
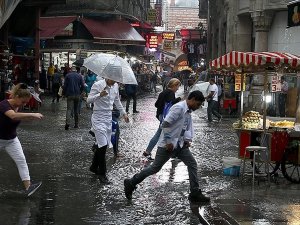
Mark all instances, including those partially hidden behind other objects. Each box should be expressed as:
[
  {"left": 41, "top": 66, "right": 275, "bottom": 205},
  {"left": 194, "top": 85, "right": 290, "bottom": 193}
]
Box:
[
  {"left": 81, "top": 18, "right": 145, "bottom": 45},
  {"left": 131, "top": 21, "right": 154, "bottom": 30},
  {"left": 0, "top": 0, "right": 22, "bottom": 29},
  {"left": 210, "top": 51, "right": 300, "bottom": 71},
  {"left": 39, "top": 16, "right": 77, "bottom": 39}
]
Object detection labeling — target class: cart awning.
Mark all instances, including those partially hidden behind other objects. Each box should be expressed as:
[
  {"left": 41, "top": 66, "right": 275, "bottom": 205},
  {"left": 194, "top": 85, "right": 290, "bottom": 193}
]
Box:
[{"left": 209, "top": 51, "right": 300, "bottom": 71}]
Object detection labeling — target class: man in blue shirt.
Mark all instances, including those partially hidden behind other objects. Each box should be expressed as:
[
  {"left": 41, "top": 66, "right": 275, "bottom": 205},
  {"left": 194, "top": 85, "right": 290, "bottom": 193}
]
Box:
[
  {"left": 124, "top": 90, "right": 210, "bottom": 203},
  {"left": 63, "top": 66, "right": 85, "bottom": 130}
]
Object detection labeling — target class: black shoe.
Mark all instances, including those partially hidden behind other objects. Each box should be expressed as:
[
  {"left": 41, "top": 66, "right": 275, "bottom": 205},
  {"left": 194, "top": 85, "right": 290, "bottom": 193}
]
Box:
[
  {"left": 133, "top": 110, "right": 139, "bottom": 113},
  {"left": 188, "top": 190, "right": 210, "bottom": 203},
  {"left": 25, "top": 181, "right": 42, "bottom": 197},
  {"left": 74, "top": 124, "right": 78, "bottom": 128},
  {"left": 89, "top": 166, "right": 100, "bottom": 175},
  {"left": 65, "top": 124, "right": 69, "bottom": 130},
  {"left": 89, "top": 130, "right": 95, "bottom": 137},
  {"left": 99, "top": 175, "right": 111, "bottom": 184},
  {"left": 124, "top": 178, "right": 135, "bottom": 200}
]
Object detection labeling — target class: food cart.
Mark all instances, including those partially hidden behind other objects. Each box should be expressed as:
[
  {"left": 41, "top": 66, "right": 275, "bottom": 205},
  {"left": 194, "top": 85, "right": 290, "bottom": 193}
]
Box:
[{"left": 209, "top": 51, "right": 300, "bottom": 183}]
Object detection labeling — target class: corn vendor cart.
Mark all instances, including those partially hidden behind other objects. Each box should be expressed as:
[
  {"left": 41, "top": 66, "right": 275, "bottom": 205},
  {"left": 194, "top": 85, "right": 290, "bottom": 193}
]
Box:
[{"left": 210, "top": 51, "right": 300, "bottom": 183}]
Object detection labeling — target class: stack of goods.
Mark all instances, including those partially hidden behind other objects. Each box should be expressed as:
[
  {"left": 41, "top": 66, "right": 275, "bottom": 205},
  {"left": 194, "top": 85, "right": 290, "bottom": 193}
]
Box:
[{"left": 232, "top": 111, "right": 262, "bottom": 129}]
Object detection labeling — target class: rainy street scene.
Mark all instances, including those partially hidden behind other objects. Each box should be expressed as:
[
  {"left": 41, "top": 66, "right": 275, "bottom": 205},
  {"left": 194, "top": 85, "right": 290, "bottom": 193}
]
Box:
[{"left": 1, "top": 0, "right": 300, "bottom": 225}]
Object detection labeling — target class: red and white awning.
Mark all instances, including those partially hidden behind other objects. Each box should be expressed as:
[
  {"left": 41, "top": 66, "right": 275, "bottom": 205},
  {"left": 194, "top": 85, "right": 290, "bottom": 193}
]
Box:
[{"left": 209, "top": 51, "right": 300, "bottom": 70}]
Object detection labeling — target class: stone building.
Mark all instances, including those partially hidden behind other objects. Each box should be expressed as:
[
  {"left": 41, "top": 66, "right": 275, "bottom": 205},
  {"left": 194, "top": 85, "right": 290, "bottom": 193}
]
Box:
[{"left": 207, "top": 0, "right": 300, "bottom": 61}]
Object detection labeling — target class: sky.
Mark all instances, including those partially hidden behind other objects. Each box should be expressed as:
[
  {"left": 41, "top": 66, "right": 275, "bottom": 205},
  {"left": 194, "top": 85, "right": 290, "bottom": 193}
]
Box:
[{"left": 167, "top": 0, "right": 199, "bottom": 7}]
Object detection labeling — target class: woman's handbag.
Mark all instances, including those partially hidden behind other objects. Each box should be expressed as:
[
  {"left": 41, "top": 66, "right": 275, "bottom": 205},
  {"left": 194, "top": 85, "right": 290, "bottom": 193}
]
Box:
[{"left": 58, "top": 86, "right": 63, "bottom": 97}]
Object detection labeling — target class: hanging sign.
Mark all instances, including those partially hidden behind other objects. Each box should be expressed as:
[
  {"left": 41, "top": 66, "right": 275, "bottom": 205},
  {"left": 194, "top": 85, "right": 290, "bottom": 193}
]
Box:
[
  {"left": 271, "top": 75, "right": 281, "bottom": 92},
  {"left": 235, "top": 74, "right": 245, "bottom": 91},
  {"left": 288, "top": 1, "right": 300, "bottom": 27},
  {"left": 146, "top": 34, "right": 158, "bottom": 48},
  {"left": 162, "top": 32, "right": 175, "bottom": 40},
  {"left": 147, "top": 9, "right": 157, "bottom": 24}
]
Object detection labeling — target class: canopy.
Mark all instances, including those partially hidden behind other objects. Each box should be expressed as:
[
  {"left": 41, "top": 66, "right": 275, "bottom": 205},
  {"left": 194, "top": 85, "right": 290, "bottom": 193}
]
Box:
[{"left": 209, "top": 51, "right": 300, "bottom": 71}]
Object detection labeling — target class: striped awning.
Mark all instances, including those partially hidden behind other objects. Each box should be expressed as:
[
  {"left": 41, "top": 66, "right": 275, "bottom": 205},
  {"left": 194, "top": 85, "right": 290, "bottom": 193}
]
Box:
[{"left": 209, "top": 51, "right": 300, "bottom": 71}]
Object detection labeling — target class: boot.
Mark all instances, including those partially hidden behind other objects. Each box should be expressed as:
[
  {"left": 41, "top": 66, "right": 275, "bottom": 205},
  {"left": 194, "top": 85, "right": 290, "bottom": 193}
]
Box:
[
  {"left": 188, "top": 190, "right": 210, "bottom": 203},
  {"left": 90, "top": 149, "right": 99, "bottom": 174}
]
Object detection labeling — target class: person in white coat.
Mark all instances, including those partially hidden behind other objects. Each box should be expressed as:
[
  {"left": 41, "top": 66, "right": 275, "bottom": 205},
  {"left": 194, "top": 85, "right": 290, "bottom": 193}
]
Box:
[{"left": 87, "top": 78, "right": 129, "bottom": 184}]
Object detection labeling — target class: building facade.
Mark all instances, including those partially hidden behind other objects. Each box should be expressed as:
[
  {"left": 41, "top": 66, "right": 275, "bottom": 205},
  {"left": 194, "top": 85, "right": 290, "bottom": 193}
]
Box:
[{"left": 207, "top": 0, "right": 300, "bottom": 61}]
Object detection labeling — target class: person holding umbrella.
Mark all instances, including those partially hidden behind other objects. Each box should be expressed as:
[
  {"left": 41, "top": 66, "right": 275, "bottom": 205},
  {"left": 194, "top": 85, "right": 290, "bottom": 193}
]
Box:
[{"left": 87, "top": 78, "right": 129, "bottom": 184}]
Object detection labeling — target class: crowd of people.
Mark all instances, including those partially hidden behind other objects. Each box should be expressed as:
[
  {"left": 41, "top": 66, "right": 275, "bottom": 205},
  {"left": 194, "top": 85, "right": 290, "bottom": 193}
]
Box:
[{"left": 0, "top": 62, "right": 212, "bottom": 204}]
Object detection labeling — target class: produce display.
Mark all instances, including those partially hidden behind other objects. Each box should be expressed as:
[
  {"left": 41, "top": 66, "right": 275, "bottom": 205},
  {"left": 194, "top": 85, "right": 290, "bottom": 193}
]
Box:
[
  {"left": 270, "top": 120, "right": 295, "bottom": 128},
  {"left": 232, "top": 110, "right": 295, "bottom": 130}
]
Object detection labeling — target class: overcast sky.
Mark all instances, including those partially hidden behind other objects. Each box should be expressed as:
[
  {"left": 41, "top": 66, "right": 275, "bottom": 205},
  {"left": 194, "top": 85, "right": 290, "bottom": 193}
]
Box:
[{"left": 168, "top": 0, "right": 199, "bottom": 7}]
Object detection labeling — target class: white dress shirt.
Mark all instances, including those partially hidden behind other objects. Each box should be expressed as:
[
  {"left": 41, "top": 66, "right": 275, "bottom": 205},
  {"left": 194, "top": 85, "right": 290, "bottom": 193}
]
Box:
[{"left": 158, "top": 100, "right": 194, "bottom": 148}]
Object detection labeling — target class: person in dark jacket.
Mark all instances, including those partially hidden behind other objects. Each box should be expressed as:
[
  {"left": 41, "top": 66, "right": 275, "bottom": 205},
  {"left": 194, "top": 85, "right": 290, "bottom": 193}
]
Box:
[
  {"left": 63, "top": 66, "right": 85, "bottom": 130},
  {"left": 125, "top": 83, "right": 139, "bottom": 113},
  {"left": 142, "top": 78, "right": 181, "bottom": 160}
]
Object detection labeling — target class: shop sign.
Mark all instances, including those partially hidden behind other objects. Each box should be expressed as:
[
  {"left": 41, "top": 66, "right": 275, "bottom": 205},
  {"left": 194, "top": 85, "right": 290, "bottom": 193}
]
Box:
[
  {"left": 288, "top": 1, "right": 300, "bottom": 27},
  {"left": 163, "top": 41, "right": 172, "bottom": 50},
  {"left": 155, "top": 3, "right": 162, "bottom": 26},
  {"left": 162, "top": 32, "right": 175, "bottom": 40},
  {"left": 178, "top": 60, "right": 188, "bottom": 66},
  {"left": 235, "top": 74, "right": 245, "bottom": 91},
  {"left": 271, "top": 75, "right": 281, "bottom": 92},
  {"left": 146, "top": 34, "right": 158, "bottom": 48},
  {"left": 147, "top": 9, "right": 157, "bottom": 24}
]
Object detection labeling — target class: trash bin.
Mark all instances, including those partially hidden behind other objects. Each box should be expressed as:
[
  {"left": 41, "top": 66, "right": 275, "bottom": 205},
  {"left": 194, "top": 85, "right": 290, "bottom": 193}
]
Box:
[{"left": 221, "top": 157, "right": 241, "bottom": 176}]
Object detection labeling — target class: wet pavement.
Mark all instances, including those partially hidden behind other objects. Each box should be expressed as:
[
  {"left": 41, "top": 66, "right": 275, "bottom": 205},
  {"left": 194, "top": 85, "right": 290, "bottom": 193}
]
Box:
[{"left": 1, "top": 87, "right": 300, "bottom": 225}]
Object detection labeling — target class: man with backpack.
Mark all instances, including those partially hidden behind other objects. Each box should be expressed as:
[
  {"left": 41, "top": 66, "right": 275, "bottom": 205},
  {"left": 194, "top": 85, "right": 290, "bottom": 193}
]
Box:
[{"left": 124, "top": 90, "right": 210, "bottom": 203}]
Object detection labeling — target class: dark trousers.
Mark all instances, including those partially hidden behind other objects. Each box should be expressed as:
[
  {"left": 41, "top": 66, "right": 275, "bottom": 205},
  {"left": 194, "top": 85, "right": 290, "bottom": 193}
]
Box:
[
  {"left": 207, "top": 100, "right": 221, "bottom": 122},
  {"left": 52, "top": 83, "right": 60, "bottom": 102},
  {"left": 130, "top": 146, "right": 200, "bottom": 192},
  {"left": 66, "top": 95, "right": 80, "bottom": 125},
  {"left": 112, "top": 113, "right": 120, "bottom": 155},
  {"left": 279, "top": 93, "right": 287, "bottom": 117},
  {"left": 90, "top": 145, "right": 107, "bottom": 175},
  {"left": 126, "top": 94, "right": 137, "bottom": 112}
]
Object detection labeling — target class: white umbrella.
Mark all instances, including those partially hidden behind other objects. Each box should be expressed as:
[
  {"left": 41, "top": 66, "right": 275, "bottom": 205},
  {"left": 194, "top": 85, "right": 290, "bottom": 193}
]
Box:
[{"left": 83, "top": 53, "right": 137, "bottom": 85}]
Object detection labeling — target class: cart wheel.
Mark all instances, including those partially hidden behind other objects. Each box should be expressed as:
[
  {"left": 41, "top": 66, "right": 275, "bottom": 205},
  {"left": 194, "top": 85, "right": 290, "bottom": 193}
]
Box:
[
  {"left": 281, "top": 147, "right": 300, "bottom": 184},
  {"left": 269, "top": 161, "right": 281, "bottom": 175}
]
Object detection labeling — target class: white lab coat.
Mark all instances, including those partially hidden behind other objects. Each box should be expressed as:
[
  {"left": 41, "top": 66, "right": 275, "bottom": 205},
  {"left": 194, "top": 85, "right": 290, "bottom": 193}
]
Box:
[{"left": 87, "top": 80, "right": 125, "bottom": 148}]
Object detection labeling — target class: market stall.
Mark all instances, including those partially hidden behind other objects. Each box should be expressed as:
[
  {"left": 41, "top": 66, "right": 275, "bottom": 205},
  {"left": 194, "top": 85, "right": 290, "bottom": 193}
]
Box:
[{"left": 210, "top": 51, "right": 300, "bottom": 183}]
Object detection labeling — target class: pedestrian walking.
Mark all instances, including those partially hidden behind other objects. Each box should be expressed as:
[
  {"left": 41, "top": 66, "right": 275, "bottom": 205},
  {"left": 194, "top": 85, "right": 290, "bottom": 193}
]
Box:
[
  {"left": 124, "top": 90, "right": 210, "bottom": 203},
  {"left": 87, "top": 79, "right": 129, "bottom": 184},
  {"left": 39, "top": 65, "right": 47, "bottom": 90},
  {"left": 150, "top": 70, "right": 158, "bottom": 93},
  {"left": 125, "top": 83, "right": 139, "bottom": 113},
  {"left": 62, "top": 66, "right": 85, "bottom": 130},
  {"left": 142, "top": 78, "right": 181, "bottom": 161},
  {"left": 47, "top": 63, "right": 55, "bottom": 92},
  {"left": 206, "top": 78, "right": 222, "bottom": 122},
  {"left": 0, "top": 83, "right": 43, "bottom": 196},
  {"left": 52, "top": 69, "right": 62, "bottom": 103},
  {"left": 217, "top": 78, "right": 224, "bottom": 112},
  {"left": 85, "top": 71, "right": 97, "bottom": 108}
]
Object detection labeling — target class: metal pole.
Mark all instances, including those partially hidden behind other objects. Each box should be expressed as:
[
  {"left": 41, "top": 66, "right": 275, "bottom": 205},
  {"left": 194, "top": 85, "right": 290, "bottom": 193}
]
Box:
[
  {"left": 263, "top": 69, "right": 268, "bottom": 130},
  {"left": 240, "top": 69, "right": 244, "bottom": 118},
  {"left": 34, "top": 7, "right": 40, "bottom": 80}
]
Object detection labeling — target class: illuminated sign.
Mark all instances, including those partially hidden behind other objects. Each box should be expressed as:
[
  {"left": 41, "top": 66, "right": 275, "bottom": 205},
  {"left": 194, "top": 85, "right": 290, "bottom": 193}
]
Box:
[
  {"left": 146, "top": 34, "right": 158, "bottom": 48},
  {"left": 162, "top": 32, "right": 175, "bottom": 40}
]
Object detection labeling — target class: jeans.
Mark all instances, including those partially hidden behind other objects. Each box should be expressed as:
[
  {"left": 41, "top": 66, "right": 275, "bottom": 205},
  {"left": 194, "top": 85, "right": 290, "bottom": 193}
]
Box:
[
  {"left": 0, "top": 137, "right": 30, "bottom": 181},
  {"left": 66, "top": 95, "right": 80, "bottom": 125},
  {"left": 207, "top": 100, "right": 221, "bottom": 122},
  {"left": 112, "top": 113, "right": 120, "bottom": 154},
  {"left": 130, "top": 146, "right": 200, "bottom": 192},
  {"left": 126, "top": 94, "right": 137, "bottom": 112},
  {"left": 146, "top": 126, "right": 162, "bottom": 154}
]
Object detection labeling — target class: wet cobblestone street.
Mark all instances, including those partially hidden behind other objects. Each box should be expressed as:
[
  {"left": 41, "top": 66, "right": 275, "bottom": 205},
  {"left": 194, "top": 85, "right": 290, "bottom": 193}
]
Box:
[{"left": 1, "top": 88, "right": 300, "bottom": 225}]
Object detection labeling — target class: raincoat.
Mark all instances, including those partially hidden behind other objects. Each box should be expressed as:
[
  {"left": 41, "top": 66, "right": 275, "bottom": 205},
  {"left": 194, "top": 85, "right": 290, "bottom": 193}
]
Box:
[{"left": 87, "top": 80, "right": 125, "bottom": 148}]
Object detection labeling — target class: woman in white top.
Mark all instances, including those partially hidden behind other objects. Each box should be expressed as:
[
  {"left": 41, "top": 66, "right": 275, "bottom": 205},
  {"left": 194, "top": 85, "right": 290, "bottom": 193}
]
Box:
[{"left": 87, "top": 79, "right": 129, "bottom": 184}]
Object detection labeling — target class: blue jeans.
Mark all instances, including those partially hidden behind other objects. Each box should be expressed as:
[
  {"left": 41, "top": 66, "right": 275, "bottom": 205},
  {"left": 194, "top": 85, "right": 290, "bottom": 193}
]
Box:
[
  {"left": 130, "top": 146, "right": 200, "bottom": 192},
  {"left": 145, "top": 126, "right": 162, "bottom": 154}
]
